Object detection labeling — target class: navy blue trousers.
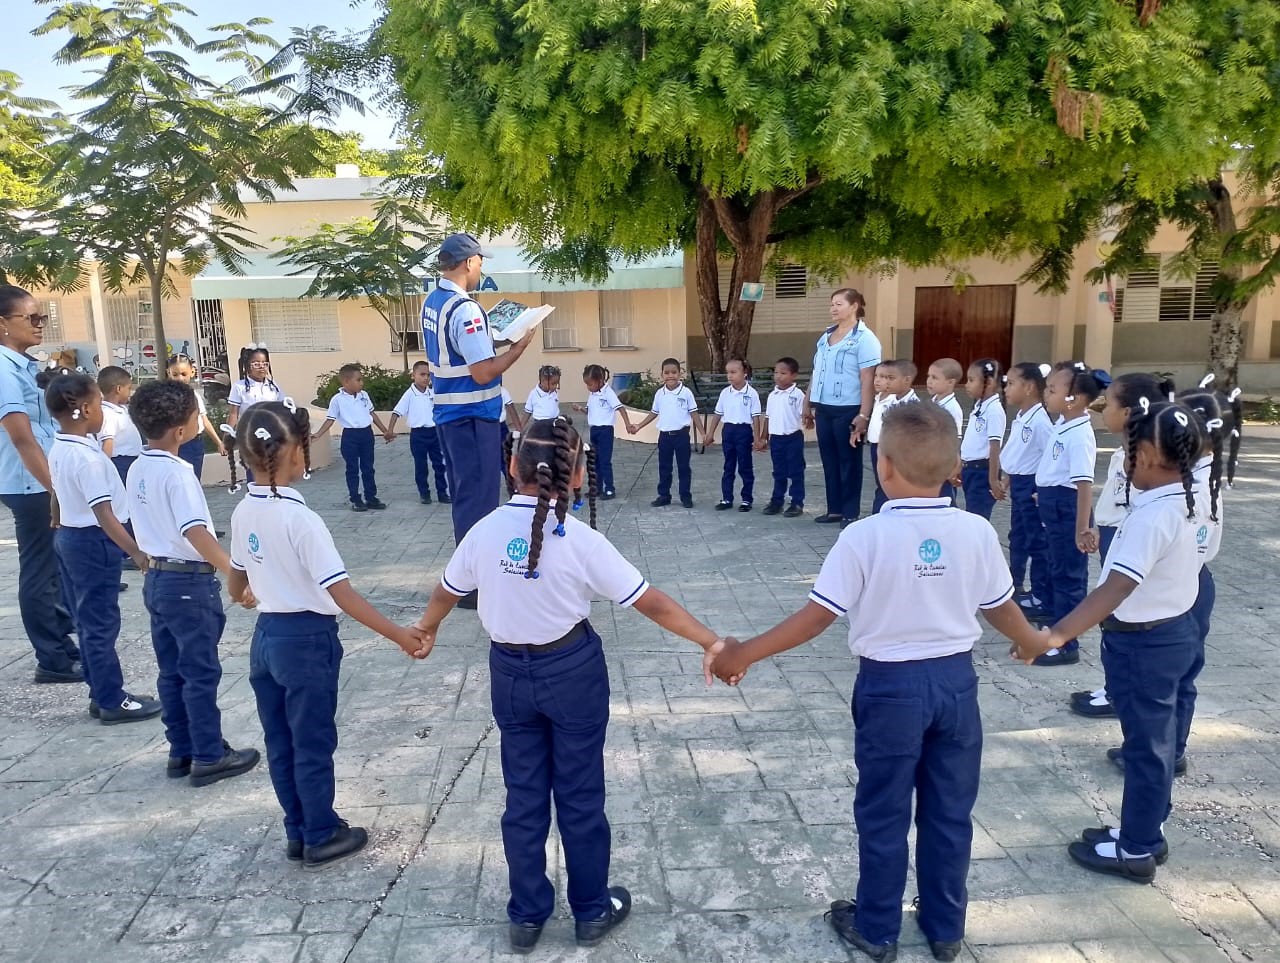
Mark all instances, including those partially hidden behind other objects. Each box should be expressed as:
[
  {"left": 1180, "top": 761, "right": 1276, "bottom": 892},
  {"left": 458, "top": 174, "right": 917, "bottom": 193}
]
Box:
[
  {"left": 1037, "top": 485, "right": 1088, "bottom": 651},
  {"left": 249, "top": 611, "right": 342, "bottom": 848},
  {"left": 769, "top": 431, "right": 805, "bottom": 507},
  {"left": 853, "top": 652, "right": 981, "bottom": 946},
  {"left": 1177, "top": 566, "right": 1215, "bottom": 760},
  {"left": 589, "top": 425, "right": 616, "bottom": 495},
  {"left": 0, "top": 492, "right": 77, "bottom": 672},
  {"left": 111, "top": 454, "right": 137, "bottom": 486},
  {"left": 961, "top": 462, "right": 995, "bottom": 520},
  {"left": 1008, "top": 474, "right": 1051, "bottom": 605},
  {"left": 145, "top": 570, "right": 226, "bottom": 763},
  {"left": 440, "top": 417, "right": 502, "bottom": 544},
  {"left": 409, "top": 426, "right": 449, "bottom": 499},
  {"left": 490, "top": 626, "right": 611, "bottom": 925},
  {"left": 1102, "top": 613, "right": 1198, "bottom": 857},
  {"left": 870, "top": 442, "right": 887, "bottom": 514},
  {"left": 938, "top": 480, "right": 957, "bottom": 506},
  {"left": 339, "top": 426, "right": 377, "bottom": 503},
  {"left": 54, "top": 526, "right": 126, "bottom": 708},
  {"left": 1099, "top": 524, "right": 1117, "bottom": 565},
  {"left": 720, "top": 422, "right": 755, "bottom": 503},
  {"left": 656, "top": 427, "right": 692, "bottom": 501},
  {"left": 178, "top": 436, "right": 205, "bottom": 480},
  {"left": 814, "top": 403, "right": 863, "bottom": 520}
]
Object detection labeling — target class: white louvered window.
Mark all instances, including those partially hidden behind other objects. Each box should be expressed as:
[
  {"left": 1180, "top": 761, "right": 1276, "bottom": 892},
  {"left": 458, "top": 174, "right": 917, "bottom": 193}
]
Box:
[
  {"left": 542, "top": 292, "right": 578, "bottom": 349},
  {"left": 388, "top": 294, "right": 424, "bottom": 353},
  {"left": 718, "top": 261, "right": 827, "bottom": 334},
  {"left": 599, "top": 291, "right": 634, "bottom": 348},
  {"left": 1115, "top": 256, "right": 1219, "bottom": 323},
  {"left": 249, "top": 299, "right": 340, "bottom": 352},
  {"left": 104, "top": 294, "right": 154, "bottom": 341},
  {"left": 42, "top": 300, "right": 64, "bottom": 342}
]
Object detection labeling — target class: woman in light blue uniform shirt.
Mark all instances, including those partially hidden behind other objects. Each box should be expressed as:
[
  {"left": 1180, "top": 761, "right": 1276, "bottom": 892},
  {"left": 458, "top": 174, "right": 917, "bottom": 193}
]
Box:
[
  {"left": 0, "top": 285, "right": 80, "bottom": 683},
  {"left": 803, "top": 288, "right": 882, "bottom": 527}
]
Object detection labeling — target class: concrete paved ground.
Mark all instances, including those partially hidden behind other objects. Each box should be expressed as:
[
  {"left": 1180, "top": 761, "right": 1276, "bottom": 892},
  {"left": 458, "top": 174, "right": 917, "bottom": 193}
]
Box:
[{"left": 2, "top": 427, "right": 1278, "bottom": 962}]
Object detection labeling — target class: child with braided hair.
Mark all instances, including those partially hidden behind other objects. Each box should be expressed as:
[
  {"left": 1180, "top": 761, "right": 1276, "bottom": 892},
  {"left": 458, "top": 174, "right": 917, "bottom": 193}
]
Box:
[
  {"left": 227, "top": 401, "right": 425, "bottom": 871},
  {"left": 1016, "top": 400, "right": 1205, "bottom": 884},
  {"left": 411, "top": 415, "right": 726, "bottom": 955}
]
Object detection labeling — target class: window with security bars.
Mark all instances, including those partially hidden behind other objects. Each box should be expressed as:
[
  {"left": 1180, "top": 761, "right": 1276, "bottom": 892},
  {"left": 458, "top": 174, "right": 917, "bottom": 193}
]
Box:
[
  {"left": 388, "top": 294, "right": 424, "bottom": 353},
  {"left": 104, "top": 294, "right": 154, "bottom": 342},
  {"left": 598, "top": 291, "right": 634, "bottom": 347},
  {"left": 41, "top": 300, "right": 65, "bottom": 342},
  {"left": 717, "top": 261, "right": 825, "bottom": 334},
  {"left": 542, "top": 292, "right": 578, "bottom": 349},
  {"left": 774, "top": 264, "right": 809, "bottom": 298},
  {"left": 248, "top": 298, "right": 340, "bottom": 351},
  {"left": 1114, "top": 257, "right": 1219, "bottom": 323}
]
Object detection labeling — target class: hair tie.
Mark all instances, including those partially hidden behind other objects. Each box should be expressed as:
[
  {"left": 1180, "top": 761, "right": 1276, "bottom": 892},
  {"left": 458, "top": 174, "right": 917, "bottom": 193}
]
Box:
[
  {"left": 1064, "top": 395, "right": 1075, "bottom": 403},
  {"left": 582, "top": 441, "right": 591, "bottom": 453},
  {"left": 219, "top": 423, "right": 235, "bottom": 436},
  {"left": 524, "top": 570, "right": 540, "bottom": 580},
  {"left": 1073, "top": 361, "right": 1087, "bottom": 372},
  {"left": 572, "top": 499, "right": 584, "bottom": 511},
  {"left": 536, "top": 461, "right": 549, "bottom": 471},
  {"left": 283, "top": 397, "right": 297, "bottom": 413},
  {"left": 1172, "top": 410, "right": 1189, "bottom": 427},
  {"left": 71, "top": 409, "right": 81, "bottom": 420},
  {"left": 1138, "top": 397, "right": 1150, "bottom": 415},
  {"left": 1000, "top": 374, "right": 1008, "bottom": 384},
  {"left": 554, "top": 523, "right": 566, "bottom": 537},
  {"left": 228, "top": 483, "right": 242, "bottom": 494},
  {"left": 302, "top": 470, "right": 312, "bottom": 480},
  {"left": 1206, "top": 417, "right": 1224, "bottom": 430},
  {"left": 983, "top": 362, "right": 994, "bottom": 374},
  {"left": 1038, "top": 363, "right": 1052, "bottom": 377},
  {"left": 254, "top": 427, "right": 271, "bottom": 440},
  {"left": 1231, "top": 428, "right": 1240, "bottom": 438},
  {"left": 1199, "top": 373, "right": 1215, "bottom": 388},
  {"left": 1228, "top": 388, "right": 1242, "bottom": 402}
]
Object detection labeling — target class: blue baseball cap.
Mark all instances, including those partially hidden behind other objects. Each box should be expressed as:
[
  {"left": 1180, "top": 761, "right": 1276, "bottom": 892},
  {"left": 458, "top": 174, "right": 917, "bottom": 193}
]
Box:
[{"left": 435, "top": 232, "right": 493, "bottom": 266}]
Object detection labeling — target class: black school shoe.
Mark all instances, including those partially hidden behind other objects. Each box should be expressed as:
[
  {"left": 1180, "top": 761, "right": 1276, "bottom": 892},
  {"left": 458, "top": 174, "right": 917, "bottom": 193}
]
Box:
[
  {"left": 738, "top": 502, "right": 752, "bottom": 512},
  {"left": 438, "top": 494, "right": 452, "bottom": 504},
  {"left": 365, "top": 498, "right": 387, "bottom": 510},
  {"left": 784, "top": 503, "right": 804, "bottom": 518},
  {"left": 1033, "top": 646, "right": 1080, "bottom": 667},
  {"left": 909, "top": 898, "right": 962, "bottom": 961},
  {"left": 351, "top": 500, "right": 367, "bottom": 512},
  {"left": 190, "top": 746, "right": 261, "bottom": 787},
  {"left": 1080, "top": 826, "right": 1170, "bottom": 865},
  {"left": 419, "top": 495, "right": 432, "bottom": 505},
  {"left": 508, "top": 922, "right": 543, "bottom": 955},
  {"left": 168, "top": 739, "right": 232, "bottom": 778},
  {"left": 575, "top": 886, "right": 632, "bottom": 947},
  {"left": 288, "top": 819, "right": 349, "bottom": 862},
  {"left": 814, "top": 513, "right": 841, "bottom": 524},
  {"left": 601, "top": 491, "right": 615, "bottom": 501},
  {"left": 99, "top": 695, "right": 163, "bottom": 725},
  {"left": 303, "top": 824, "right": 368, "bottom": 871},
  {"left": 825, "top": 900, "right": 897, "bottom": 961},
  {"left": 1070, "top": 689, "right": 1116, "bottom": 718},
  {"left": 651, "top": 496, "right": 671, "bottom": 507},
  {"left": 89, "top": 692, "right": 156, "bottom": 720},
  {"left": 34, "top": 663, "right": 84, "bottom": 684},
  {"left": 1067, "top": 839, "right": 1157, "bottom": 883},
  {"left": 715, "top": 500, "right": 733, "bottom": 511},
  {"left": 680, "top": 497, "right": 694, "bottom": 508},
  {"left": 1106, "top": 746, "right": 1188, "bottom": 776},
  {"left": 762, "top": 502, "right": 783, "bottom": 516}
]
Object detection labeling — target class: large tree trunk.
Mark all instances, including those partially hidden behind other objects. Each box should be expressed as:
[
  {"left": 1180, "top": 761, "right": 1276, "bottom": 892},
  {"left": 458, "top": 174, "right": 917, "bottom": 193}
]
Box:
[
  {"left": 1209, "top": 305, "right": 1243, "bottom": 388},
  {"left": 149, "top": 271, "right": 169, "bottom": 379},
  {"left": 1206, "top": 177, "right": 1244, "bottom": 389}
]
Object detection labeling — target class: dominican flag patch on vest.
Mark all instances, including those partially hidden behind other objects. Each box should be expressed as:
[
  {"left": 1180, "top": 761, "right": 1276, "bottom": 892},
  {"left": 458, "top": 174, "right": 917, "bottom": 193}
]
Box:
[{"left": 464, "top": 316, "right": 485, "bottom": 335}]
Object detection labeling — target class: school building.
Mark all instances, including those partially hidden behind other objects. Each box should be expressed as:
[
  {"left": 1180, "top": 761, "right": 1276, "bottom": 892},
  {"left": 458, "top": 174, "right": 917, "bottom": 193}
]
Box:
[{"left": 19, "top": 168, "right": 1280, "bottom": 401}]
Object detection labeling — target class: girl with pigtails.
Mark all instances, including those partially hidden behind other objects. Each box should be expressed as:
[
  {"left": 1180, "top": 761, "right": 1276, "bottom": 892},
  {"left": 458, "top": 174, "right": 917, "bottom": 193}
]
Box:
[
  {"left": 411, "top": 415, "right": 727, "bottom": 956},
  {"left": 226, "top": 400, "right": 424, "bottom": 872}
]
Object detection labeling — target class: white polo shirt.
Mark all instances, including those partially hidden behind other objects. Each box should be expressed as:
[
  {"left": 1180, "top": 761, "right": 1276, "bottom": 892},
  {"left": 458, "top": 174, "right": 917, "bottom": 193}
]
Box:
[
  {"left": 100, "top": 401, "right": 143, "bottom": 457},
  {"left": 1035, "top": 414, "right": 1096, "bottom": 488},
  {"left": 651, "top": 384, "right": 697, "bottom": 431},
  {"left": 1095, "top": 447, "right": 1130, "bottom": 528},
  {"left": 587, "top": 385, "right": 623, "bottom": 427},
  {"left": 326, "top": 389, "right": 375, "bottom": 429},
  {"left": 228, "top": 377, "right": 285, "bottom": 411},
  {"left": 1192, "top": 455, "right": 1223, "bottom": 564},
  {"left": 960, "top": 395, "right": 1007, "bottom": 462},
  {"left": 393, "top": 385, "right": 438, "bottom": 429},
  {"left": 933, "top": 394, "right": 963, "bottom": 437},
  {"left": 1102, "top": 482, "right": 1199, "bottom": 623},
  {"left": 49, "top": 433, "right": 128, "bottom": 528},
  {"left": 499, "top": 386, "right": 513, "bottom": 424},
  {"left": 999, "top": 403, "right": 1052, "bottom": 476},
  {"left": 808, "top": 497, "right": 1014, "bottom": 662},
  {"left": 866, "top": 394, "right": 891, "bottom": 444},
  {"left": 229, "top": 485, "right": 346, "bottom": 615},
  {"left": 525, "top": 386, "right": 561, "bottom": 420},
  {"left": 127, "top": 448, "right": 214, "bottom": 563},
  {"left": 442, "top": 495, "right": 650, "bottom": 644},
  {"left": 766, "top": 384, "right": 806, "bottom": 435},
  {"left": 714, "top": 383, "right": 761, "bottom": 425}
]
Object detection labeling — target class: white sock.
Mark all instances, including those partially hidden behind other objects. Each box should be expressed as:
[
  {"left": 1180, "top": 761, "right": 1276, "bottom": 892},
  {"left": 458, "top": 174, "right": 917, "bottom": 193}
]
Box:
[
  {"left": 1090, "top": 687, "right": 1107, "bottom": 700},
  {"left": 1088, "top": 691, "right": 1111, "bottom": 707},
  {"left": 1094, "top": 840, "right": 1151, "bottom": 859},
  {"left": 1043, "top": 647, "right": 1060, "bottom": 657}
]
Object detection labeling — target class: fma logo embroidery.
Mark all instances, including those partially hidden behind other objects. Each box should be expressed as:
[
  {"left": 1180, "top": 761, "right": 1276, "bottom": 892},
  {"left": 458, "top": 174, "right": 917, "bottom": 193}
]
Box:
[
  {"left": 248, "top": 533, "right": 260, "bottom": 554},
  {"left": 506, "top": 537, "right": 529, "bottom": 562},
  {"left": 918, "top": 539, "right": 942, "bottom": 564},
  {"left": 1196, "top": 525, "right": 1209, "bottom": 545}
]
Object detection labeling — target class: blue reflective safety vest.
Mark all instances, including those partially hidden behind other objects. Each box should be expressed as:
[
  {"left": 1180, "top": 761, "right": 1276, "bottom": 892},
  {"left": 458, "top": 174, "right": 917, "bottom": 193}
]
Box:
[{"left": 421, "top": 285, "right": 503, "bottom": 425}]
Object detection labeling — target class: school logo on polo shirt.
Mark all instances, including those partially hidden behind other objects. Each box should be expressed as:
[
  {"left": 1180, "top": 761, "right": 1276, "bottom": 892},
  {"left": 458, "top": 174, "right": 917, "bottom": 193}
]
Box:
[
  {"left": 919, "top": 539, "right": 942, "bottom": 564},
  {"left": 1052, "top": 440, "right": 1064, "bottom": 459},
  {"left": 248, "top": 532, "right": 263, "bottom": 562},
  {"left": 501, "top": 536, "right": 530, "bottom": 576},
  {"left": 1196, "top": 524, "right": 1209, "bottom": 545},
  {"left": 915, "top": 538, "right": 946, "bottom": 579},
  {"left": 1021, "top": 425, "right": 1032, "bottom": 443},
  {"left": 136, "top": 479, "right": 148, "bottom": 502}
]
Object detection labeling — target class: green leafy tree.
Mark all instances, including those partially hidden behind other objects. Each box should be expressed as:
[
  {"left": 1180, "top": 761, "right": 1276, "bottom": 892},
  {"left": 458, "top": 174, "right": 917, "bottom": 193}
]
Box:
[
  {"left": 275, "top": 192, "right": 443, "bottom": 371},
  {"left": 1, "top": 1, "right": 352, "bottom": 373},
  {"left": 0, "top": 72, "right": 66, "bottom": 209},
  {"left": 380, "top": 0, "right": 1272, "bottom": 369}
]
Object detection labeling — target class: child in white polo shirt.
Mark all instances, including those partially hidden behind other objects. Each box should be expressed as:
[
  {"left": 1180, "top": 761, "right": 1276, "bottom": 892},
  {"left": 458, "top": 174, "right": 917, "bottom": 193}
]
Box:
[
  {"left": 703, "top": 358, "right": 762, "bottom": 512},
  {"left": 867, "top": 359, "right": 918, "bottom": 515},
  {"left": 630, "top": 358, "right": 699, "bottom": 507},
  {"left": 45, "top": 373, "right": 161, "bottom": 726},
  {"left": 229, "top": 400, "right": 424, "bottom": 870},
  {"left": 410, "top": 416, "right": 724, "bottom": 955},
  {"left": 387, "top": 361, "right": 451, "bottom": 506},
  {"left": 524, "top": 365, "right": 562, "bottom": 421},
  {"left": 127, "top": 379, "right": 260, "bottom": 785},
  {"left": 959, "top": 359, "right": 1007, "bottom": 520},
  {"left": 313, "top": 363, "right": 392, "bottom": 512},
  {"left": 759, "top": 356, "right": 807, "bottom": 517},
  {"left": 711, "top": 401, "right": 1046, "bottom": 962},
  {"left": 97, "top": 366, "right": 142, "bottom": 484}
]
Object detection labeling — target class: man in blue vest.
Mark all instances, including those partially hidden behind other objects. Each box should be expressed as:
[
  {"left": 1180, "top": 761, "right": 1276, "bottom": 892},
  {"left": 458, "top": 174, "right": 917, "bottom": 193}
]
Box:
[{"left": 423, "top": 233, "right": 534, "bottom": 607}]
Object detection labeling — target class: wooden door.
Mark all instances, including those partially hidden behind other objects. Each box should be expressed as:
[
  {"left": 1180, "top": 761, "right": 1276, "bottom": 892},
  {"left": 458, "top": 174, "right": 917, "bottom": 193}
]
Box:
[{"left": 912, "top": 285, "right": 1016, "bottom": 373}]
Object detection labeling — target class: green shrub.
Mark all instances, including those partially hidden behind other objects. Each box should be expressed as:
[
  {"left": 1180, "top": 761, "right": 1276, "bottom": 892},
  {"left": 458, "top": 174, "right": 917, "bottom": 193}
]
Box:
[{"left": 314, "top": 363, "right": 413, "bottom": 410}]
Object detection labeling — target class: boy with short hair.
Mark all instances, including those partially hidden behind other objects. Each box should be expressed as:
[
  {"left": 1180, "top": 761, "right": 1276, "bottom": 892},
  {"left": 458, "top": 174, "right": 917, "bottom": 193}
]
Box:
[
  {"left": 97, "top": 366, "right": 142, "bottom": 483},
  {"left": 759, "top": 357, "right": 806, "bottom": 517},
  {"left": 869, "top": 360, "right": 919, "bottom": 514},
  {"left": 711, "top": 402, "right": 1046, "bottom": 963},
  {"left": 926, "top": 358, "right": 964, "bottom": 504},
  {"left": 387, "top": 361, "right": 451, "bottom": 506},
  {"left": 312, "top": 364, "right": 392, "bottom": 512}
]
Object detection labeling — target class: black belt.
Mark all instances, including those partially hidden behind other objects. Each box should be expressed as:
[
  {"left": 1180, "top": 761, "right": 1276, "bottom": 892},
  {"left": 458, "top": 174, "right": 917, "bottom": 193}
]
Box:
[
  {"left": 150, "top": 558, "right": 217, "bottom": 574},
  {"left": 492, "top": 620, "right": 588, "bottom": 654},
  {"left": 1102, "top": 614, "right": 1183, "bottom": 633},
  {"left": 962, "top": 459, "right": 989, "bottom": 468},
  {"left": 659, "top": 427, "right": 690, "bottom": 436},
  {"left": 773, "top": 430, "right": 803, "bottom": 438}
]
